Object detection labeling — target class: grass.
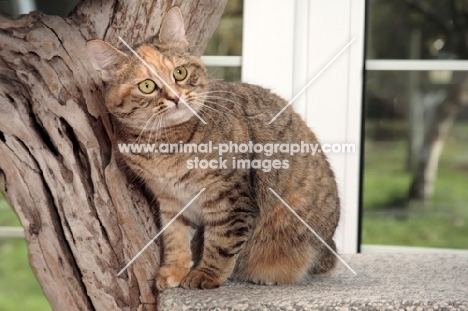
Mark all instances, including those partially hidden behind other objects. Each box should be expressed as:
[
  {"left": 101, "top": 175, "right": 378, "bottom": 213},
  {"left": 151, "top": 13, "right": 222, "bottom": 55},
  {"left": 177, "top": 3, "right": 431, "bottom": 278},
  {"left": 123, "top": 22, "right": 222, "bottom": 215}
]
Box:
[
  {"left": 0, "top": 195, "right": 52, "bottom": 311},
  {"left": 0, "top": 196, "right": 21, "bottom": 227},
  {"left": 363, "top": 140, "right": 412, "bottom": 209},
  {"left": 362, "top": 216, "right": 468, "bottom": 248},
  {"left": 362, "top": 121, "right": 468, "bottom": 249}
]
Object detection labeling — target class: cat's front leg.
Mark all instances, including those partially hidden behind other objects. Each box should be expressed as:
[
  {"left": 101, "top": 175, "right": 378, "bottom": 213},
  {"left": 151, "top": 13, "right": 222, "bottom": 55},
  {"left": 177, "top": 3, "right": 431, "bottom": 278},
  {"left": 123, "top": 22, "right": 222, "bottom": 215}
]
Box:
[
  {"left": 156, "top": 198, "right": 195, "bottom": 291},
  {"left": 181, "top": 203, "right": 256, "bottom": 289}
]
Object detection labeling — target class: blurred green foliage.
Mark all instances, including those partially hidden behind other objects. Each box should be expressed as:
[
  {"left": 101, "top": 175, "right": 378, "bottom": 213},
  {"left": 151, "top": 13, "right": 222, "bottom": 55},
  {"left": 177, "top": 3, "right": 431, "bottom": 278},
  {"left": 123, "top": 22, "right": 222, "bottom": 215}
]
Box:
[
  {"left": 0, "top": 193, "right": 51, "bottom": 311},
  {"left": 362, "top": 121, "right": 468, "bottom": 249}
]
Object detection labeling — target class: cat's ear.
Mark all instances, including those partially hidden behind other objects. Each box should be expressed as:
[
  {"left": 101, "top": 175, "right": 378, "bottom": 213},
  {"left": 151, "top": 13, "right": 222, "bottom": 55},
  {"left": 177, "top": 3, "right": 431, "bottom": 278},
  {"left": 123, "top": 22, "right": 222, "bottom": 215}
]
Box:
[
  {"left": 159, "top": 7, "right": 188, "bottom": 47},
  {"left": 86, "top": 40, "right": 128, "bottom": 82}
]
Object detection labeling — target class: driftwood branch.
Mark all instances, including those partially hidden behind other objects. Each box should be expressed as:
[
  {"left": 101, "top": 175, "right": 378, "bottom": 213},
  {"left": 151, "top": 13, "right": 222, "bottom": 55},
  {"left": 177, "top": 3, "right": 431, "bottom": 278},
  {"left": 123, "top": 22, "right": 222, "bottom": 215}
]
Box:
[{"left": 0, "top": 1, "right": 227, "bottom": 310}]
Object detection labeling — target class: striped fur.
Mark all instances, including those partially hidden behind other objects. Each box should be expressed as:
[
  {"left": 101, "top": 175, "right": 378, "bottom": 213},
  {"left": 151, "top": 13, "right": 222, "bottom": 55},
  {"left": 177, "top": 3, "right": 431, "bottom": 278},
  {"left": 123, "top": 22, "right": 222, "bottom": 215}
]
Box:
[{"left": 87, "top": 7, "right": 340, "bottom": 290}]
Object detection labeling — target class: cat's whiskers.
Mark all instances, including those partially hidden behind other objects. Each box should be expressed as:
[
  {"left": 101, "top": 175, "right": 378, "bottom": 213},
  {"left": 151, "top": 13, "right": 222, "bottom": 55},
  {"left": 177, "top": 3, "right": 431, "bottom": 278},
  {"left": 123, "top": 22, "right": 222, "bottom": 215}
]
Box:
[
  {"left": 203, "top": 101, "right": 240, "bottom": 118},
  {"left": 157, "top": 114, "right": 167, "bottom": 143},
  {"left": 189, "top": 99, "right": 226, "bottom": 117},
  {"left": 158, "top": 115, "right": 167, "bottom": 141},
  {"left": 192, "top": 102, "right": 222, "bottom": 133},
  {"left": 196, "top": 90, "right": 245, "bottom": 99},
  {"left": 202, "top": 95, "right": 244, "bottom": 105},
  {"left": 148, "top": 113, "right": 162, "bottom": 144},
  {"left": 187, "top": 94, "right": 230, "bottom": 109},
  {"left": 204, "top": 112, "right": 221, "bottom": 133},
  {"left": 155, "top": 113, "right": 167, "bottom": 142},
  {"left": 135, "top": 113, "right": 157, "bottom": 144},
  {"left": 190, "top": 97, "right": 240, "bottom": 118},
  {"left": 199, "top": 103, "right": 230, "bottom": 135},
  {"left": 201, "top": 96, "right": 245, "bottom": 112},
  {"left": 189, "top": 91, "right": 248, "bottom": 109}
]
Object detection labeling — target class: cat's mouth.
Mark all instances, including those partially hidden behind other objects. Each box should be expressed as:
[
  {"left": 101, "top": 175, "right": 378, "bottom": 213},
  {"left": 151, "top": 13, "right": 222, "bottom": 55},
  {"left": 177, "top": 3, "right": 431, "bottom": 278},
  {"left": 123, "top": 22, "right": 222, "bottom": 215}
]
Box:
[{"left": 161, "top": 98, "right": 199, "bottom": 126}]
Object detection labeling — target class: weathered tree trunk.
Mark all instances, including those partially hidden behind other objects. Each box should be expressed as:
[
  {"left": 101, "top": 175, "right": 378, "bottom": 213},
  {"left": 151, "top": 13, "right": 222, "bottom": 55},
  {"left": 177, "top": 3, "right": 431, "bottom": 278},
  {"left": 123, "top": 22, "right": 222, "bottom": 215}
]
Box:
[
  {"left": 401, "top": 0, "right": 468, "bottom": 201},
  {"left": 409, "top": 72, "right": 468, "bottom": 200},
  {"left": 0, "top": 1, "right": 226, "bottom": 310},
  {"left": 406, "top": 28, "right": 424, "bottom": 173}
]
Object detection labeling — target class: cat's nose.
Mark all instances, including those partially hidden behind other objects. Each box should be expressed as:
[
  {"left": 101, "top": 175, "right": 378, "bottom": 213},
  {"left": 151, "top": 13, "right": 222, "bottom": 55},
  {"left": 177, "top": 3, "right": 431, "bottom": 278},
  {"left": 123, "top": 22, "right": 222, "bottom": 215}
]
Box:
[{"left": 169, "top": 95, "right": 179, "bottom": 105}]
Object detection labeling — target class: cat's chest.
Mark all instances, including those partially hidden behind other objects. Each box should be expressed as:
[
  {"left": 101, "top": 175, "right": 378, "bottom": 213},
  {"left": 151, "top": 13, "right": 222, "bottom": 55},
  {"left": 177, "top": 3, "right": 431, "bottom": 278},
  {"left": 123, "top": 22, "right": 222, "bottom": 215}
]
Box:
[
  {"left": 150, "top": 171, "right": 204, "bottom": 225},
  {"left": 148, "top": 168, "right": 189, "bottom": 197},
  {"left": 127, "top": 153, "right": 205, "bottom": 222},
  {"left": 134, "top": 154, "right": 192, "bottom": 192}
]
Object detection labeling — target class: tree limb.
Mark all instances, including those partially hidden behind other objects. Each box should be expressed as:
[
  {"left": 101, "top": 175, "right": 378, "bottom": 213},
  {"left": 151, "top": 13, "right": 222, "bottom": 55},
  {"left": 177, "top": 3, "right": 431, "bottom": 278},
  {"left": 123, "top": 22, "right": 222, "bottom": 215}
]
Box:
[{"left": 0, "top": 1, "right": 227, "bottom": 309}]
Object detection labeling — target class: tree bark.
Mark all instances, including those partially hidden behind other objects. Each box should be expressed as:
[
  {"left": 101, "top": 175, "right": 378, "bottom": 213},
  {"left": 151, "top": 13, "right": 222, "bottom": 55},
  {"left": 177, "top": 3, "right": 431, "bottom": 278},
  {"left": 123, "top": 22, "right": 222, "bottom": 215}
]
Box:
[
  {"left": 406, "top": 28, "right": 423, "bottom": 173},
  {"left": 401, "top": 0, "right": 468, "bottom": 201},
  {"left": 409, "top": 72, "right": 468, "bottom": 200},
  {"left": 0, "top": 1, "right": 227, "bottom": 310}
]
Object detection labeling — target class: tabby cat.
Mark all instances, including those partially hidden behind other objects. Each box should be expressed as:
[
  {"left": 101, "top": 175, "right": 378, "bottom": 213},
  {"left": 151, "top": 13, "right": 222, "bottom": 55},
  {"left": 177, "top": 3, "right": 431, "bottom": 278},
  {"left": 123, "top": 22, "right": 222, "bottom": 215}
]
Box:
[{"left": 87, "top": 7, "right": 340, "bottom": 290}]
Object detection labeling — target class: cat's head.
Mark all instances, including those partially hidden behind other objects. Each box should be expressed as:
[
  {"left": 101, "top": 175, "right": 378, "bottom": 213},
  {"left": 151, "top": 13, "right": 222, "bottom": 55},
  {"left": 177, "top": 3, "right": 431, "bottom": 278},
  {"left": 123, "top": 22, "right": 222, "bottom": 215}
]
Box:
[{"left": 86, "top": 7, "right": 208, "bottom": 130}]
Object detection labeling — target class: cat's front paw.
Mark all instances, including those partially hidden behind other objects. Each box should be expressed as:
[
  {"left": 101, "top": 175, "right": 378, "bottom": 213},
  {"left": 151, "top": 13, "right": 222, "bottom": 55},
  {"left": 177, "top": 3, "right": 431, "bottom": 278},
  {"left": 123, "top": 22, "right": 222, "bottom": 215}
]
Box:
[
  {"left": 156, "top": 264, "right": 191, "bottom": 291},
  {"left": 180, "top": 269, "right": 221, "bottom": 289}
]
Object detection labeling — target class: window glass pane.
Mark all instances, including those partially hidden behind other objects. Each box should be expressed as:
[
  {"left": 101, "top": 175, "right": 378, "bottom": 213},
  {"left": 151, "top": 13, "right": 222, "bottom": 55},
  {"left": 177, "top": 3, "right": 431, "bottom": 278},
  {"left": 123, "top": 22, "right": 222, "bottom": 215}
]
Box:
[
  {"left": 206, "top": 66, "right": 241, "bottom": 82},
  {"left": 204, "top": 0, "right": 243, "bottom": 82},
  {"left": 367, "top": 0, "right": 468, "bottom": 60},
  {"left": 0, "top": 0, "right": 79, "bottom": 16},
  {"left": 34, "top": 0, "right": 80, "bottom": 16},
  {"left": 204, "top": 0, "right": 243, "bottom": 57},
  {"left": 362, "top": 70, "right": 468, "bottom": 249}
]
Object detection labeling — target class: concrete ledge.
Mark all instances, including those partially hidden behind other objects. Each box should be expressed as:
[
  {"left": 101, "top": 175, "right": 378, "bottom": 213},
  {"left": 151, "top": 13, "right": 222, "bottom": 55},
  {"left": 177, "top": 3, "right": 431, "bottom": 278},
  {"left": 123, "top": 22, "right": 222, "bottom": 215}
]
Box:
[{"left": 159, "top": 254, "right": 468, "bottom": 310}]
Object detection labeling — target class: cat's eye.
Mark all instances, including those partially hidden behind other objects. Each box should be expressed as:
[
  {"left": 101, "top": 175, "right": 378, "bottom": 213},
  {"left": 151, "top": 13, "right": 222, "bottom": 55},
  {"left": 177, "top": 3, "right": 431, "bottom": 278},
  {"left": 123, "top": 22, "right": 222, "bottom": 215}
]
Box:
[
  {"left": 138, "top": 79, "right": 156, "bottom": 94},
  {"left": 173, "top": 66, "right": 187, "bottom": 81}
]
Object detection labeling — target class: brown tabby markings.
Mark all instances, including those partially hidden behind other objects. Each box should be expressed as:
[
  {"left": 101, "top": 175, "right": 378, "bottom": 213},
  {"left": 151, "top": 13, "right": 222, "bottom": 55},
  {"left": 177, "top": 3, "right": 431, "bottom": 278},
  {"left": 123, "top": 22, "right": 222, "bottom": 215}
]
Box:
[{"left": 87, "top": 7, "right": 340, "bottom": 290}]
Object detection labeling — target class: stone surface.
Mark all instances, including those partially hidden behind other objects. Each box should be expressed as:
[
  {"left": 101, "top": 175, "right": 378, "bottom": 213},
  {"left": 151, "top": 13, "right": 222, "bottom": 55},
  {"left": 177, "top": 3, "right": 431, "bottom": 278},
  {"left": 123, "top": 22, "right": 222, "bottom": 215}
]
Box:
[{"left": 159, "top": 254, "right": 468, "bottom": 310}]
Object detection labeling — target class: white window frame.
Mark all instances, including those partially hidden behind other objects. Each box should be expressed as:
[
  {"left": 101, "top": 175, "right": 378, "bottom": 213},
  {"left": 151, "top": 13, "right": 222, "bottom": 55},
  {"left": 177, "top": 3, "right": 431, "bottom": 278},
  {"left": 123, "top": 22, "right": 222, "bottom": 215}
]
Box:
[{"left": 242, "top": 0, "right": 365, "bottom": 254}]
